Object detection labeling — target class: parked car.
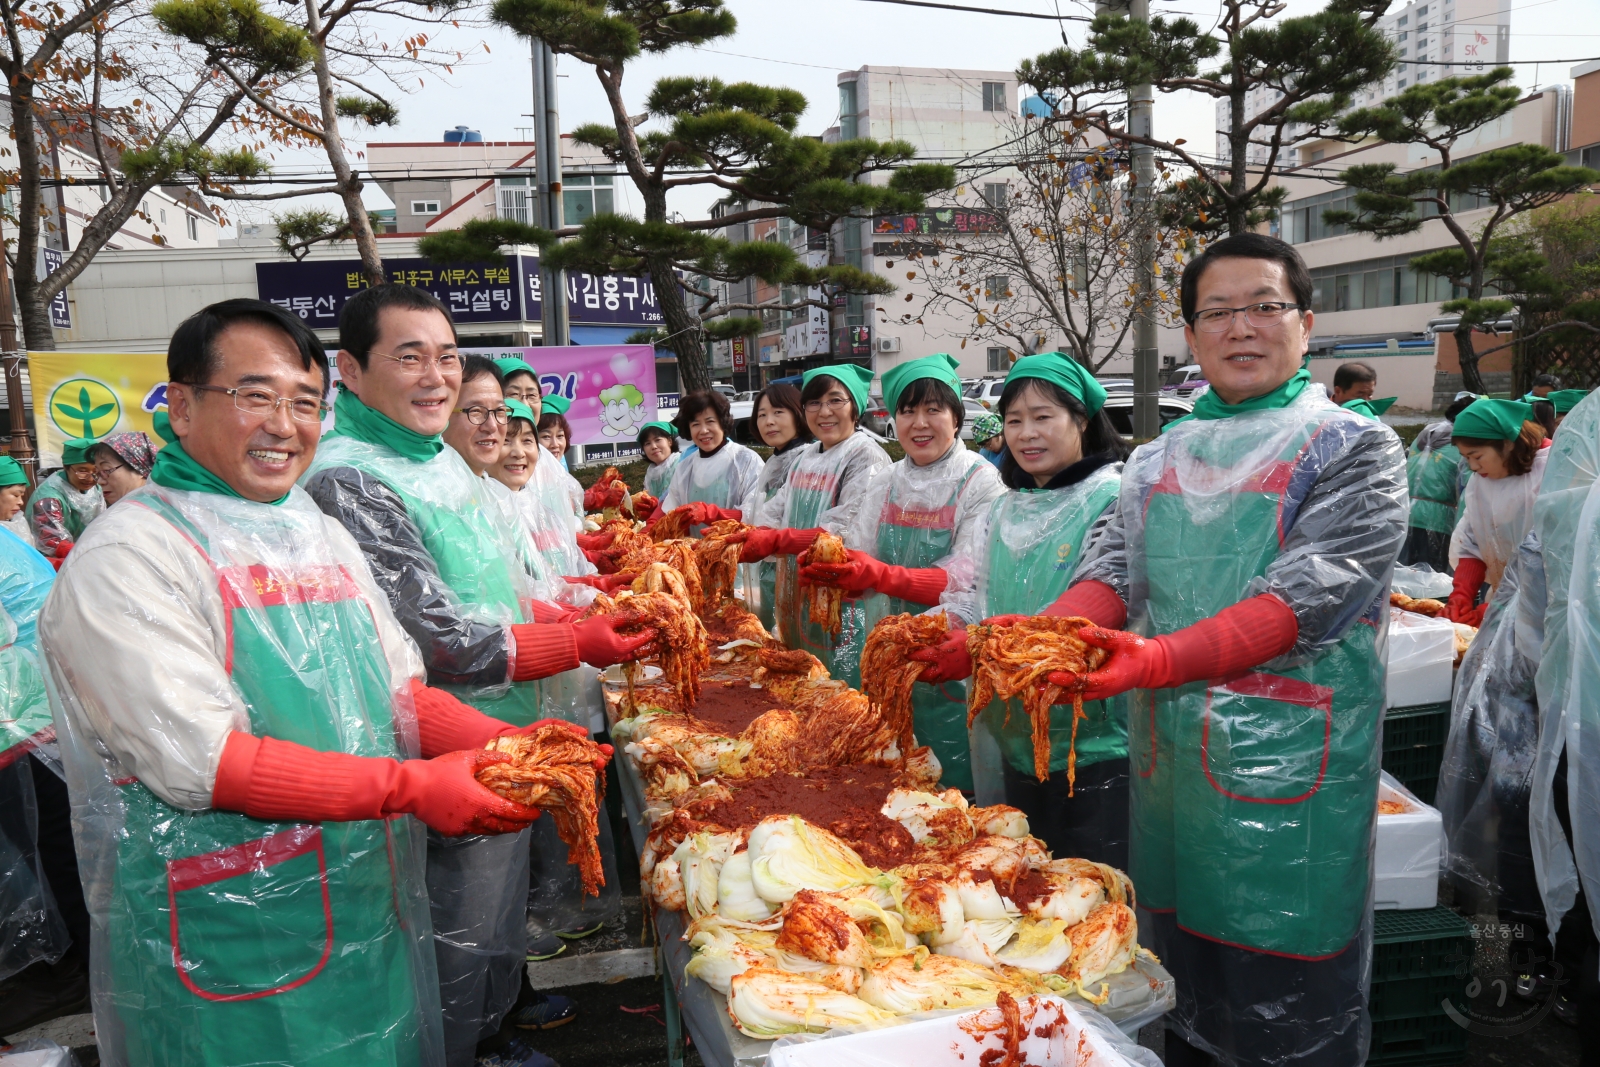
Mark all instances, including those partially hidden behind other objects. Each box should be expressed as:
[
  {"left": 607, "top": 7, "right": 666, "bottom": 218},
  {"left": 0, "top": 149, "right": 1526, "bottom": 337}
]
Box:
[
  {"left": 882, "top": 397, "right": 990, "bottom": 441},
  {"left": 861, "top": 389, "right": 891, "bottom": 438},
  {"left": 1163, "top": 364, "right": 1210, "bottom": 400},
  {"left": 1099, "top": 378, "right": 1134, "bottom": 393},
  {"left": 1101, "top": 394, "right": 1194, "bottom": 439},
  {"left": 712, "top": 382, "right": 736, "bottom": 399},
  {"left": 966, "top": 378, "right": 1006, "bottom": 410}
]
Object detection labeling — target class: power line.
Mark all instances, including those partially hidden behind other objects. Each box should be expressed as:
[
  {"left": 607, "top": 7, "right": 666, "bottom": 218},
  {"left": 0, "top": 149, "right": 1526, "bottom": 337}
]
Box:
[{"left": 849, "top": 0, "right": 1087, "bottom": 20}]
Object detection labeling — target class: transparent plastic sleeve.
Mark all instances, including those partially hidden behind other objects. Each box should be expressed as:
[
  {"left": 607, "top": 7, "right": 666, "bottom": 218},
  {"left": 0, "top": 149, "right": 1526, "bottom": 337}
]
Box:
[
  {"left": 0, "top": 525, "right": 55, "bottom": 653},
  {"left": 1390, "top": 562, "right": 1455, "bottom": 601},
  {"left": 26, "top": 473, "right": 103, "bottom": 556},
  {"left": 1552, "top": 451, "right": 1600, "bottom": 942},
  {"left": 40, "top": 484, "right": 443, "bottom": 1067}
]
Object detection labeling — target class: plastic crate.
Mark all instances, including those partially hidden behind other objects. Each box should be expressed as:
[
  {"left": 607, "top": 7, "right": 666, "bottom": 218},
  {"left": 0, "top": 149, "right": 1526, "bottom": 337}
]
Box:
[
  {"left": 1368, "top": 1011, "right": 1470, "bottom": 1066},
  {"left": 1383, "top": 703, "right": 1450, "bottom": 804},
  {"left": 1372, "top": 907, "right": 1473, "bottom": 983}
]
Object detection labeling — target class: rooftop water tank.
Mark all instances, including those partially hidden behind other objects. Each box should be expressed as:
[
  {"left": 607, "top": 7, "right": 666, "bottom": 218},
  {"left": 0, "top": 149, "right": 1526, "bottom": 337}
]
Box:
[{"left": 443, "top": 126, "right": 483, "bottom": 144}]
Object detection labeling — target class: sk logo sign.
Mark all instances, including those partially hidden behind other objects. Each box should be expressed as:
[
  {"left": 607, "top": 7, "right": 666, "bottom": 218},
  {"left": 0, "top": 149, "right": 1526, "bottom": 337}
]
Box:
[{"left": 50, "top": 378, "right": 121, "bottom": 439}]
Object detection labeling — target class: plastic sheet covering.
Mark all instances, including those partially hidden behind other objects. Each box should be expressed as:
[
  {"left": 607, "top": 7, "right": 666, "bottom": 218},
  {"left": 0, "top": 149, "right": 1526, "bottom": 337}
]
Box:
[
  {"left": 2, "top": 511, "right": 36, "bottom": 550},
  {"left": 529, "top": 444, "right": 583, "bottom": 531},
  {"left": 766, "top": 993, "right": 1161, "bottom": 1067},
  {"left": 1530, "top": 390, "right": 1600, "bottom": 939},
  {"left": 428, "top": 828, "right": 530, "bottom": 1066},
  {"left": 0, "top": 524, "right": 57, "bottom": 652},
  {"left": 1077, "top": 387, "right": 1402, "bottom": 1063},
  {"left": 1450, "top": 447, "right": 1549, "bottom": 589},
  {"left": 1405, "top": 419, "right": 1462, "bottom": 534},
  {"left": 26, "top": 472, "right": 103, "bottom": 553},
  {"left": 661, "top": 439, "right": 765, "bottom": 514},
  {"left": 741, "top": 445, "right": 807, "bottom": 630},
  {"left": 40, "top": 484, "right": 443, "bottom": 1067},
  {"left": 526, "top": 802, "right": 621, "bottom": 935},
  {"left": 0, "top": 1040, "right": 72, "bottom": 1067},
  {"left": 0, "top": 758, "right": 68, "bottom": 981},
  {"left": 1391, "top": 563, "right": 1454, "bottom": 601},
  {"left": 305, "top": 434, "right": 541, "bottom": 724},
  {"left": 644, "top": 452, "right": 681, "bottom": 500},
  {"left": 1436, "top": 529, "right": 1545, "bottom": 914},
  {"left": 0, "top": 605, "right": 53, "bottom": 760}
]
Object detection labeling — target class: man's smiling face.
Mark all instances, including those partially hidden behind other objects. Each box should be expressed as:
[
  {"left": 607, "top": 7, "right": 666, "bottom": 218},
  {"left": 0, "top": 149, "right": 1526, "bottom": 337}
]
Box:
[
  {"left": 336, "top": 305, "right": 461, "bottom": 436},
  {"left": 1184, "top": 257, "right": 1313, "bottom": 406}
]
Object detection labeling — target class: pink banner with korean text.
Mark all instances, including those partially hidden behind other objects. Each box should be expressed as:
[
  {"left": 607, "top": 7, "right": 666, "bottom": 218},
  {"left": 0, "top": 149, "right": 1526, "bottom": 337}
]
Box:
[{"left": 465, "top": 344, "right": 657, "bottom": 459}]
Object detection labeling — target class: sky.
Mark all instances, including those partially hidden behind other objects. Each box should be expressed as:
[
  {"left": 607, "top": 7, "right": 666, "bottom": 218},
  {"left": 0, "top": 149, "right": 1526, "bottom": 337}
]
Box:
[{"left": 226, "top": 0, "right": 1600, "bottom": 230}]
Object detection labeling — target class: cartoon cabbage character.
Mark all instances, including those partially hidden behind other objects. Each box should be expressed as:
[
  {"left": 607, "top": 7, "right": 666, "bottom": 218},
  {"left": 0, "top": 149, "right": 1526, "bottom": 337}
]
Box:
[{"left": 599, "top": 383, "right": 647, "bottom": 437}]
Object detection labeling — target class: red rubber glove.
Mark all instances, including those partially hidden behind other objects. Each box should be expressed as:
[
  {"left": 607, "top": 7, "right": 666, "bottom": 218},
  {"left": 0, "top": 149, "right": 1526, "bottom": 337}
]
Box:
[
  {"left": 728, "top": 527, "right": 823, "bottom": 563},
  {"left": 799, "top": 549, "right": 948, "bottom": 606},
  {"left": 212, "top": 731, "right": 541, "bottom": 836},
  {"left": 1446, "top": 557, "right": 1487, "bottom": 624},
  {"left": 1046, "top": 593, "right": 1299, "bottom": 701},
  {"left": 1039, "top": 579, "right": 1129, "bottom": 630},
  {"left": 634, "top": 499, "right": 659, "bottom": 523},
  {"left": 55, "top": 541, "right": 73, "bottom": 560},
  {"left": 575, "top": 530, "right": 617, "bottom": 553},
  {"left": 572, "top": 615, "right": 658, "bottom": 668},
  {"left": 565, "top": 573, "right": 634, "bottom": 593},
  {"left": 680, "top": 502, "right": 742, "bottom": 526},
  {"left": 909, "top": 629, "right": 972, "bottom": 683}
]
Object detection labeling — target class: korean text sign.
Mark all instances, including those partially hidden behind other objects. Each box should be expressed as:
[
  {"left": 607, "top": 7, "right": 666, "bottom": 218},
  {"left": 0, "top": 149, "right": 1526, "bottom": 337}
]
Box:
[
  {"left": 27, "top": 351, "right": 168, "bottom": 468},
  {"left": 465, "top": 345, "right": 656, "bottom": 448}
]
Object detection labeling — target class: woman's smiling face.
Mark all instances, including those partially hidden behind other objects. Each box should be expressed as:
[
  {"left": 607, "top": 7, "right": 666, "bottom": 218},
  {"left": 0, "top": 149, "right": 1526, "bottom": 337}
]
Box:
[
  {"left": 1003, "top": 380, "right": 1086, "bottom": 487},
  {"left": 493, "top": 423, "right": 538, "bottom": 490}
]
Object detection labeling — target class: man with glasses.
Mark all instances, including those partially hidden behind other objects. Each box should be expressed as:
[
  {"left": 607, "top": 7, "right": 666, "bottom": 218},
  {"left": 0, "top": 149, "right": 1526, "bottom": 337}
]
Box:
[
  {"left": 38, "top": 298, "right": 558, "bottom": 1067},
  {"left": 304, "top": 285, "right": 646, "bottom": 1067},
  {"left": 1039, "top": 233, "right": 1407, "bottom": 1066}
]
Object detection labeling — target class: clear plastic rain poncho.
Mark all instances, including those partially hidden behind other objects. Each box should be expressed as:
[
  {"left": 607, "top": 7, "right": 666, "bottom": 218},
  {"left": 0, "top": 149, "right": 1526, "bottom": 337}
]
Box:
[
  {"left": 1529, "top": 389, "right": 1600, "bottom": 943},
  {"left": 26, "top": 471, "right": 103, "bottom": 555},
  {"left": 660, "top": 438, "right": 765, "bottom": 513},
  {"left": 1435, "top": 527, "right": 1545, "bottom": 918},
  {"left": 739, "top": 443, "right": 809, "bottom": 630},
  {"left": 832, "top": 442, "right": 1005, "bottom": 790},
  {"left": 529, "top": 443, "right": 583, "bottom": 531},
  {"left": 1075, "top": 383, "right": 1407, "bottom": 1066},
  {"left": 0, "top": 752, "right": 69, "bottom": 983},
  {"left": 1450, "top": 446, "right": 1549, "bottom": 590},
  {"left": 39, "top": 483, "right": 443, "bottom": 1067},
  {"left": 643, "top": 449, "right": 681, "bottom": 500}
]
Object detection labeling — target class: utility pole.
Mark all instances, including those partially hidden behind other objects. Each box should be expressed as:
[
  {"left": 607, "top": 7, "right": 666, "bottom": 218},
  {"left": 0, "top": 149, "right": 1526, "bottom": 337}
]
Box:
[
  {"left": 530, "top": 39, "right": 568, "bottom": 348},
  {"left": 0, "top": 227, "right": 37, "bottom": 485},
  {"left": 1126, "top": 0, "right": 1159, "bottom": 440}
]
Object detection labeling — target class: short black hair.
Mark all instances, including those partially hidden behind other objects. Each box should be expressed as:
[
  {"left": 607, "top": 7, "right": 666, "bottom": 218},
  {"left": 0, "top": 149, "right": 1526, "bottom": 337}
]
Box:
[
  {"left": 799, "top": 373, "right": 860, "bottom": 425},
  {"left": 1180, "top": 232, "right": 1312, "bottom": 325},
  {"left": 996, "top": 375, "right": 1128, "bottom": 489},
  {"left": 754, "top": 383, "right": 813, "bottom": 446},
  {"left": 538, "top": 411, "right": 572, "bottom": 440},
  {"left": 169, "top": 298, "right": 329, "bottom": 390},
  {"left": 1444, "top": 395, "right": 1477, "bottom": 422},
  {"left": 1333, "top": 362, "right": 1377, "bottom": 389},
  {"left": 895, "top": 377, "right": 965, "bottom": 432},
  {"left": 639, "top": 425, "right": 680, "bottom": 453},
  {"left": 1531, "top": 398, "right": 1557, "bottom": 438},
  {"left": 461, "top": 354, "right": 503, "bottom": 388},
  {"left": 674, "top": 390, "right": 735, "bottom": 440},
  {"left": 1533, "top": 373, "right": 1563, "bottom": 389},
  {"left": 337, "top": 284, "right": 457, "bottom": 368}
]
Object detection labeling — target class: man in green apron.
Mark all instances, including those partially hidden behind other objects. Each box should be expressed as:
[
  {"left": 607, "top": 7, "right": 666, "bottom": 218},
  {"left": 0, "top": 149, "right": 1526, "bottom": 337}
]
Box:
[
  {"left": 1050, "top": 234, "right": 1407, "bottom": 1066},
  {"left": 38, "top": 298, "right": 595, "bottom": 1067},
  {"left": 303, "top": 286, "right": 649, "bottom": 1067}
]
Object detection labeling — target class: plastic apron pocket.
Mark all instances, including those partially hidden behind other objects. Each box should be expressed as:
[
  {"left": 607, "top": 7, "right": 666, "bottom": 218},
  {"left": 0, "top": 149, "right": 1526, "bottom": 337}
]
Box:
[
  {"left": 1200, "top": 674, "right": 1332, "bottom": 804},
  {"left": 167, "top": 826, "right": 333, "bottom": 1002}
]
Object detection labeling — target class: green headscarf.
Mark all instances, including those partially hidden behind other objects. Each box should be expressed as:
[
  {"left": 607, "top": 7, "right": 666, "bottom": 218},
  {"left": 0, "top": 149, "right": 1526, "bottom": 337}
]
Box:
[
  {"left": 1341, "top": 396, "right": 1396, "bottom": 418},
  {"left": 1453, "top": 397, "right": 1534, "bottom": 441},
  {"left": 328, "top": 384, "right": 444, "bottom": 462},
  {"left": 1187, "top": 367, "right": 1312, "bottom": 422},
  {"left": 149, "top": 438, "right": 287, "bottom": 504},
  {"left": 494, "top": 356, "right": 539, "bottom": 382},
  {"left": 1548, "top": 388, "right": 1588, "bottom": 415},
  {"left": 637, "top": 420, "right": 676, "bottom": 444},
  {"left": 881, "top": 353, "right": 961, "bottom": 414},
  {"left": 505, "top": 398, "right": 536, "bottom": 429},
  {"left": 540, "top": 392, "right": 571, "bottom": 416},
  {"left": 803, "top": 364, "right": 875, "bottom": 416},
  {"left": 1005, "top": 352, "right": 1108, "bottom": 416},
  {"left": 61, "top": 438, "right": 99, "bottom": 466},
  {"left": 0, "top": 457, "right": 27, "bottom": 488}
]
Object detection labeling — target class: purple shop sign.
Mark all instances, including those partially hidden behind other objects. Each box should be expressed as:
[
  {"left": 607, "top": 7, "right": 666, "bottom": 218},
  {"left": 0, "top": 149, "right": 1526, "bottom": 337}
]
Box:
[{"left": 464, "top": 344, "right": 657, "bottom": 448}]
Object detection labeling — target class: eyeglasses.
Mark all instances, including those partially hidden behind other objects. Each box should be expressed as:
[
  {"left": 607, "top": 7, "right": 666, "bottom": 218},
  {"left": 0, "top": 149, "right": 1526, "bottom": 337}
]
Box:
[
  {"left": 1190, "top": 301, "right": 1304, "bottom": 333},
  {"left": 457, "top": 405, "right": 511, "bottom": 426},
  {"left": 804, "top": 396, "right": 852, "bottom": 413},
  {"left": 93, "top": 463, "right": 127, "bottom": 482},
  {"left": 375, "top": 349, "right": 463, "bottom": 376},
  {"left": 184, "top": 383, "right": 331, "bottom": 423}
]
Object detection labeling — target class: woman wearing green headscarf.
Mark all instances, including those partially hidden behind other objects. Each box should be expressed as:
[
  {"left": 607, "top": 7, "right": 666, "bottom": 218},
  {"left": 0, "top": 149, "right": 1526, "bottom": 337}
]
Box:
[
  {"left": 1446, "top": 398, "right": 1550, "bottom": 626},
  {"left": 796, "top": 355, "right": 1005, "bottom": 790},
  {"left": 910, "top": 353, "right": 1133, "bottom": 862},
  {"left": 735, "top": 364, "right": 892, "bottom": 674},
  {"left": 27, "top": 438, "right": 104, "bottom": 561},
  {"left": 0, "top": 457, "right": 35, "bottom": 549}
]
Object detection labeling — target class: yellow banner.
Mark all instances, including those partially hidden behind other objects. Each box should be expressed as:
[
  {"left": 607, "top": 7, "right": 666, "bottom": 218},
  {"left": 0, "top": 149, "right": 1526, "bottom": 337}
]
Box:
[{"left": 27, "top": 351, "right": 168, "bottom": 467}]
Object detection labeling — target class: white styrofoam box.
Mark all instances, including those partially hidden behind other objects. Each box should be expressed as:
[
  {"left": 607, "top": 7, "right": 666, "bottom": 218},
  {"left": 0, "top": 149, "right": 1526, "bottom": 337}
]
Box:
[
  {"left": 1385, "top": 607, "right": 1456, "bottom": 709},
  {"left": 1375, "top": 771, "right": 1442, "bottom": 910},
  {"left": 767, "top": 994, "right": 1141, "bottom": 1067}
]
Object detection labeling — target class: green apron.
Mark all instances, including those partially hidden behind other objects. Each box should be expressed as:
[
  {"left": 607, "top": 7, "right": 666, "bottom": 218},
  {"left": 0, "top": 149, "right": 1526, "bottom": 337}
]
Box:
[
  {"left": 109, "top": 492, "right": 435, "bottom": 1067},
  {"left": 27, "top": 471, "right": 104, "bottom": 541},
  {"left": 976, "top": 467, "right": 1127, "bottom": 781},
  {"left": 838, "top": 466, "right": 983, "bottom": 790},
  {"left": 1407, "top": 439, "right": 1462, "bottom": 535},
  {"left": 308, "top": 437, "right": 542, "bottom": 726},
  {"left": 1130, "top": 413, "right": 1383, "bottom": 958}
]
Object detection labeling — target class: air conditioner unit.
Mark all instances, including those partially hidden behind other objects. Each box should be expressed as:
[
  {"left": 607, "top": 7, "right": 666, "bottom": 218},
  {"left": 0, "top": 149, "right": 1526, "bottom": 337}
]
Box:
[{"left": 877, "top": 336, "right": 902, "bottom": 354}]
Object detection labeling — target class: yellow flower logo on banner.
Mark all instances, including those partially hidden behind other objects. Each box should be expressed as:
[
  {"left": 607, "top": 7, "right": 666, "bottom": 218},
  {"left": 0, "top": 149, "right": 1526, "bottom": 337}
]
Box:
[{"left": 49, "top": 378, "right": 121, "bottom": 439}]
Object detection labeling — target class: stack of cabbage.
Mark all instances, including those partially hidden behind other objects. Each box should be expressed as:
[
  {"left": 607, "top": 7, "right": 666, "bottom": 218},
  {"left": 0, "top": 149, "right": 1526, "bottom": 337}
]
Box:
[{"left": 648, "top": 789, "right": 1144, "bottom": 1039}]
